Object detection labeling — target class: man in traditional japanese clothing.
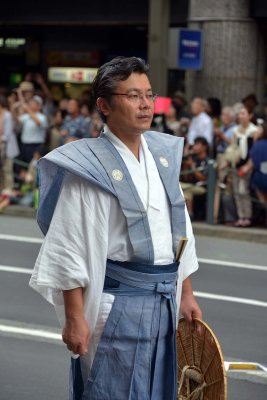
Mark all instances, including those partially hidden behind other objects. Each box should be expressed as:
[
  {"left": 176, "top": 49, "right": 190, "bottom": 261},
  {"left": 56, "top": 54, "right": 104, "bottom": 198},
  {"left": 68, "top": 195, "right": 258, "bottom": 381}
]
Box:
[{"left": 30, "top": 56, "right": 202, "bottom": 400}]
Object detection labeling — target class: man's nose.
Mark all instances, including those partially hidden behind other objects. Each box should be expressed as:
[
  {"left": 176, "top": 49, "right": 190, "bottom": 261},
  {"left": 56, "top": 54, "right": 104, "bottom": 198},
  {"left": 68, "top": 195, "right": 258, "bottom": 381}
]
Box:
[{"left": 139, "top": 96, "right": 151, "bottom": 108}]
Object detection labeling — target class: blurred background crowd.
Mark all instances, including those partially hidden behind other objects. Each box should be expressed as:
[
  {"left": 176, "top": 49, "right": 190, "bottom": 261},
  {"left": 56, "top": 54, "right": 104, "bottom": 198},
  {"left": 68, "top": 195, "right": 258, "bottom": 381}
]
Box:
[{"left": 0, "top": 72, "right": 267, "bottom": 228}]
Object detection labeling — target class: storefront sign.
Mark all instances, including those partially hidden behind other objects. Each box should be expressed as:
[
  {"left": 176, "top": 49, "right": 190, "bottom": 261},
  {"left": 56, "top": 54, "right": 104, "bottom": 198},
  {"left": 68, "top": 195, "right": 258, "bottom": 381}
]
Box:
[
  {"left": 178, "top": 29, "right": 203, "bottom": 70},
  {"left": 48, "top": 67, "right": 98, "bottom": 83},
  {"left": 168, "top": 28, "right": 203, "bottom": 70},
  {"left": 45, "top": 51, "right": 100, "bottom": 67},
  {"left": 0, "top": 38, "right": 26, "bottom": 49}
]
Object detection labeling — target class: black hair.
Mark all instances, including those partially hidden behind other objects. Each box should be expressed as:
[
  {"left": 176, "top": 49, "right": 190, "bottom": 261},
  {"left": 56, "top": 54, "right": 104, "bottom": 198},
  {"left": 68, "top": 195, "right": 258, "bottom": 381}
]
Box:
[
  {"left": 34, "top": 145, "right": 49, "bottom": 157},
  {"left": 207, "top": 97, "right": 222, "bottom": 119},
  {"left": 242, "top": 93, "right": 258, "bottom": 106},
  {"left": 0, "top": 94, "right": 7, "bottom": 108},
  {"left": 92, "top": 56, "right": 149, "bottom": 121},
  {"left": 194, "top": 136, "right": 209, "bottom": 150},
  {"left": 261, "top": 123, "right": 267, "bottom": 140}
]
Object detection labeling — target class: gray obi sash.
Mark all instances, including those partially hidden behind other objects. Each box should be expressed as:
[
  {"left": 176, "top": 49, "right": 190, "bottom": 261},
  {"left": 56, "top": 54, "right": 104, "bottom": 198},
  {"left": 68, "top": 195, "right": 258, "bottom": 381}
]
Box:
[
  {"left": 37, "top": 131, "right": 186, "bottom": 263},
  {"left": 104, "top": 259, "right": 178, "bottom": 296}
]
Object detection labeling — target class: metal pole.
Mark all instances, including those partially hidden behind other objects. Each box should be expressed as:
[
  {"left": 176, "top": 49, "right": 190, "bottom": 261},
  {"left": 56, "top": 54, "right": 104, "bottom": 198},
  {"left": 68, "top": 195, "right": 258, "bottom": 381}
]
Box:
[{"left": 206, "top": 159, "right": 216, "bottom": 224}]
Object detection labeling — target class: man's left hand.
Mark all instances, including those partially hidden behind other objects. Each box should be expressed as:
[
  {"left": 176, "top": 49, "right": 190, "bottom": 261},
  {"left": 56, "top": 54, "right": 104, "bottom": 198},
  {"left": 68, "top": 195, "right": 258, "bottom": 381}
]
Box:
[
  {"left": 180, "top": 277, "right": 202, "bottom": 331},
  {"left": 180, "top": 291, "right": 202, "bottom": 326}
]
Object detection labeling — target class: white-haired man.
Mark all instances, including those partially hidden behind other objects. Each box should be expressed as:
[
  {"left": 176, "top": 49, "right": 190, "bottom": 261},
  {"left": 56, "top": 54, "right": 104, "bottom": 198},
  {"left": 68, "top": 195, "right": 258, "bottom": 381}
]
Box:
[{"left": 187, "top": 97, "right": 213, "bottom": 148}]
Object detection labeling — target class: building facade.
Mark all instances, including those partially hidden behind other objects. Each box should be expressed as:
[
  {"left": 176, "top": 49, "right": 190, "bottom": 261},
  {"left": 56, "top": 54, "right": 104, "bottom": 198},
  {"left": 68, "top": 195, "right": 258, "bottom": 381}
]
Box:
[{"left": 1, "top": 0, "right": 266, "bottom": 106}]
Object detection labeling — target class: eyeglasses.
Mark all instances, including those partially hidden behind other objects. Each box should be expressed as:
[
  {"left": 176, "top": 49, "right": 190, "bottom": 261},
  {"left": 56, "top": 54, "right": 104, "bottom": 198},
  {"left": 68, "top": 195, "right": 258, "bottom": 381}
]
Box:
[{"left": 111, "top": 92, "right": 158, "bottom": 103}]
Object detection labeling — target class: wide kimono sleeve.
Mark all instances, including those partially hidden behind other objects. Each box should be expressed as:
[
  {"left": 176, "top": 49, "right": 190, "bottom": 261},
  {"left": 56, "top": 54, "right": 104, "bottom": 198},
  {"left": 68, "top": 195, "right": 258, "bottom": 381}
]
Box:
[
  {"left": 29, "top": 172, "right": 110, "bottom": 315},
  {"left": 176, "top": 184, "right": 199, "bottom": 322}
]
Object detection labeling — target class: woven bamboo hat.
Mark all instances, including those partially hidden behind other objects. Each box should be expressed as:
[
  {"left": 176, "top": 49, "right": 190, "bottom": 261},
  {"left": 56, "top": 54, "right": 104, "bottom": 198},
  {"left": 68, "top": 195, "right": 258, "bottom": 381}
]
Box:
[{"left": 177, "top": 318, "right": 227, "bottom": 400}]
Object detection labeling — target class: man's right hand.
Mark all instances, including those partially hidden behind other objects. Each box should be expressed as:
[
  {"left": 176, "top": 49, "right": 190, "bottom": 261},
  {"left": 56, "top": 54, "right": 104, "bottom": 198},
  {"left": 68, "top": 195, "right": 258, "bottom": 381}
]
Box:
[{"left": 62, "top": 316, "right": 90, "bottom": 356}]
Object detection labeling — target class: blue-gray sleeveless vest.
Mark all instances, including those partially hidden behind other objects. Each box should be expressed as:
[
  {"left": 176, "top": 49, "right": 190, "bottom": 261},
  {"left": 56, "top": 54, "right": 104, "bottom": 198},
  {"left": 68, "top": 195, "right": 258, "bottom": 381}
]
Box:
[{"left": 37, "top": 131, "right": 186, "bottom": 262}]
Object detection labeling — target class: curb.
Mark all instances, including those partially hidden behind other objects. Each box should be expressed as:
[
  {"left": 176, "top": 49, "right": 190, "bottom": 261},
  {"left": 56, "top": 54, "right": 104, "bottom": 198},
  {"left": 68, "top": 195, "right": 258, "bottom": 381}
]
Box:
[
  {"left": 1, "top": 206, "right": 267, "bottom": 244},
  {"left": 1, "top": 206, "right": 36, "bottom": 218},
  {"left": 225, "top": 360, "right": 267, "bottom": 385},
  {"left": 227, "top": 370, "right": 267, "bottom": 385},
  {"left": 192, "top": 222, "right": 267, "bottom": 244}
]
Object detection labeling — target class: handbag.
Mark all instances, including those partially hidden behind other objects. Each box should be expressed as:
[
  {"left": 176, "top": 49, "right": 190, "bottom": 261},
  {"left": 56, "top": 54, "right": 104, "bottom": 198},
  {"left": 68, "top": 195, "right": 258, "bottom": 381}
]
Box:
[{"left": 224, "top": 143, "right": 241, "bottom": 167}]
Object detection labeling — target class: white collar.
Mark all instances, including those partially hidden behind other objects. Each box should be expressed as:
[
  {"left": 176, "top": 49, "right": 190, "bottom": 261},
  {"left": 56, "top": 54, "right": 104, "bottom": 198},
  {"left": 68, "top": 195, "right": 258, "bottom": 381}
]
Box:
[
  {"left": 102, "top": 127, "right": 163, "bottom": 211},
  {"left": 103, "top": 126, "right": 149, "bottom": 207}
]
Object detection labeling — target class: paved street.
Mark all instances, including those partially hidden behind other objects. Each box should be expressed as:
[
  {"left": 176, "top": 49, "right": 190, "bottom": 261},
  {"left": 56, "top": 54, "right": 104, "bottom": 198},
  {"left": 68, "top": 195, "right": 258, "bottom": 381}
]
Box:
[{"left": 0, "top": 215, "right": 267, "bottom": 399}]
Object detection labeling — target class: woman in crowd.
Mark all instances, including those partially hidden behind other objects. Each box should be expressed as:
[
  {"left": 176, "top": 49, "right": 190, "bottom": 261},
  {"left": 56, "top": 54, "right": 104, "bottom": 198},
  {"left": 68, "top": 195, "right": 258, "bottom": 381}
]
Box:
[
  {"left": 48, "top": 109, "right": 68, "bottom": 150},
  {"left": 0, "top": 95, "right": 19, "bottom": 192},
  {"left": 165, "top": 103, "right": 181, "bottom": 136},
  {"left": 232, "top": 106, "right": 258, "bottom": 227},
  {"left": 240, "top": 122, "right": 267, "bottom": 204}
]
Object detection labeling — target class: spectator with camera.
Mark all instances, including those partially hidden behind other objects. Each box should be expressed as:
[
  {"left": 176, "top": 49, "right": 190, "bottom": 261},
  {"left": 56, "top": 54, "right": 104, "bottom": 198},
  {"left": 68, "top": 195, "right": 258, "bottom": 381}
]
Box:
[
  {"left": 27, "top": 73, "right": 56, "bottom": 123},
  {"left": 10, "top": 81, "right": 34, "bottom": 124},
  {"left": 16, "top": 91, "right": 48, "bottom": 164}
]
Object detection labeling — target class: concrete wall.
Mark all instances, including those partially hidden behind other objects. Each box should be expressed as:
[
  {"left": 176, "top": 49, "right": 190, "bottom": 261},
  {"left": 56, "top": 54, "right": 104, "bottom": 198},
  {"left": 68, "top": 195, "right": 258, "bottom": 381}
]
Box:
[{"left": 186, "top": 0, "right": 266, "bottom": 107}]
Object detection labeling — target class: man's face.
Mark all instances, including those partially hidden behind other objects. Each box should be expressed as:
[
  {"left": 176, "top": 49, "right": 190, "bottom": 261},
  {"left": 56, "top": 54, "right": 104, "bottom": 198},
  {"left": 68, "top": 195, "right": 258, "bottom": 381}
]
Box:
[
  {"left": 238, "top": 107, "right": 250, "bottom": 125},
  {"left": 191, "top": 98, "right": 203, "bottom": 116},
  {"left": 23, "top": 90, "right": 33, "bottom": 101},
  {"left": 29, "top": 99, "right": 40, "bottom": 112},
  {"left": 68, "top": 100, "right": 79, "bottom": 115},
  {"left": 101, "top": 73, "right": 154, "bottom": 137},
  {"left": 221, "top": 109, "right": 232, "bottom": 126},
  {"left": 193, "top": 141, "right": 206, "bottom": 156}
]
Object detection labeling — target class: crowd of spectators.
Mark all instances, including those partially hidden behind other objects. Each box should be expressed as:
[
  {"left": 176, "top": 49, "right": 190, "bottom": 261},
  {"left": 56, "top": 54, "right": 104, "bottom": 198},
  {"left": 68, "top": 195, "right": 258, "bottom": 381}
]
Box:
[
  {"left": 0, "top": 73, "right": 104, "bottom": 211},
  {"left": 0, "top": 72, "right": 266, "bottom": 228},
  {"left": 153, "top": 92, "right": 267, "bottom": 227}
]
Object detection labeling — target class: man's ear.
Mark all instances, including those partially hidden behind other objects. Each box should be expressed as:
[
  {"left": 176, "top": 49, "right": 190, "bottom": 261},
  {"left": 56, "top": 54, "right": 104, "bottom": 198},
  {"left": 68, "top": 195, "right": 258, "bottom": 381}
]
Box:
[{"left": 97, "top": 97, "right": 111, "bottom": 118}]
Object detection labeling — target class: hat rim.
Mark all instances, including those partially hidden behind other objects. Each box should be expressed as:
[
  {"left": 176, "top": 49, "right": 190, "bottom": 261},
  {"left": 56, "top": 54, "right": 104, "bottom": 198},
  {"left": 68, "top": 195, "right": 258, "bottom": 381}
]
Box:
[
  {"left": 19, "top": 81, "right": 34, "bottom": 91},
  {"left": 177, "top": 317, "right": 227, "bottom": 399}
]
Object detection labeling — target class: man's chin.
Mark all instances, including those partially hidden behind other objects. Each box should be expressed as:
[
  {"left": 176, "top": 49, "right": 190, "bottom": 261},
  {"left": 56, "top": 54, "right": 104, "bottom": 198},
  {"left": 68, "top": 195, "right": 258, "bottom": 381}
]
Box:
[{"left": 138, "top": 122, "right": 152, "bottom": 132}]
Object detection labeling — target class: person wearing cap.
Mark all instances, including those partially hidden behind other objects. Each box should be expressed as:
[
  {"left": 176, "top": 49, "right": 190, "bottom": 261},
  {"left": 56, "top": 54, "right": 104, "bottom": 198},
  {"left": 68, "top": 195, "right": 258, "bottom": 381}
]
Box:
[
  {"left": 19, "top": 81, "right": 34, "bottom": 100},
  {"left": 29, "top": 56, "right": 201, "bottom": 399},
  {"left": 17, "top": 94, "right": 48, "bottom": 163},
  {"left": 10, "top": 81, "right": 34, "bottom": 122}
]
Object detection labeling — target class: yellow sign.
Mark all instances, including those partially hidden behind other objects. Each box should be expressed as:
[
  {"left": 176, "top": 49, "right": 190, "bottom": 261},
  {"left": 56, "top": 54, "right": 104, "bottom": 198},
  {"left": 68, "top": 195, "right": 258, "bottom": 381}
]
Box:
[{"left": 48, "top": 67, "right": 98, "bottom": 84}]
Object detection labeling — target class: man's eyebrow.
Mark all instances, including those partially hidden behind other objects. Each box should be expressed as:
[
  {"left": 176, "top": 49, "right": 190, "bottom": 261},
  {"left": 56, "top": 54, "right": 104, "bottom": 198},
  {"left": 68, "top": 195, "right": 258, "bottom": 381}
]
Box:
[{"left": 125, "top": 88, "right": 153, "bottom": 93}]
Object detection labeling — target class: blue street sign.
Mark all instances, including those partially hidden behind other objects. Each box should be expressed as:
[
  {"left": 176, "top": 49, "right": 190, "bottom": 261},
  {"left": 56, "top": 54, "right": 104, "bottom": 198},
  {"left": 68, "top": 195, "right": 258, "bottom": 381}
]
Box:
[{"left": 178, "top": 29, "right": 203, "bottom": 70}]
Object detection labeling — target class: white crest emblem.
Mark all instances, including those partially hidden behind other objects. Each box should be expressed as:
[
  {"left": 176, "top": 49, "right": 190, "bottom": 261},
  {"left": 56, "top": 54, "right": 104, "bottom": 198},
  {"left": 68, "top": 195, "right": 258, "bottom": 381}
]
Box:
[
  {"left": 159, "top": 156, "right": 169, "bottom": 167},
  {"left": 112, "top": 169, "right": 124, "bottom": 181}
]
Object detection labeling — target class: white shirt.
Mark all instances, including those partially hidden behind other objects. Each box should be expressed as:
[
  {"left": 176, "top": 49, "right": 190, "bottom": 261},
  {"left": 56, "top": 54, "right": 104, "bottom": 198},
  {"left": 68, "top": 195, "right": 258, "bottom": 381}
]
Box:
[
  {"left": 187, "top": 112, "right": 213, "bottom": 145},
  {"left": 20, "top": 112, "right": 48, "bottom": 144},
  {"left": 233, "top": 122, "right": 258, "bottom": 159},
  {"left": 30, "top": 128, "right": 199, "bottom": 370}
]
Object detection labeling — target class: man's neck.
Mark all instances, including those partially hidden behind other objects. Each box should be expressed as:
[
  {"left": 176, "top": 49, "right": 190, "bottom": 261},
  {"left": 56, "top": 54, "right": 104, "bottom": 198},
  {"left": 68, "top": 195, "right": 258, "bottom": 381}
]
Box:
[
  {"left": 241, "top": 122, "right": 250, "bottom": 129},
  {"left": 71, "top": 112, "right": 79, "bottom": 119},
  {"left": 196, "top": 151, "right": 207, "bottom": 160},
  {"left": 107, "top": 125, "right": 142, "bottom": 160}
]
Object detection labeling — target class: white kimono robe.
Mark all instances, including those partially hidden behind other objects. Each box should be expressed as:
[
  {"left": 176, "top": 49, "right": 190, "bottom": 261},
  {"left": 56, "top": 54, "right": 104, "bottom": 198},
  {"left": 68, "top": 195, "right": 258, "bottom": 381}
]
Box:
[{"left": 30, "top": 128, "right": 199, "bottom": 371}]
